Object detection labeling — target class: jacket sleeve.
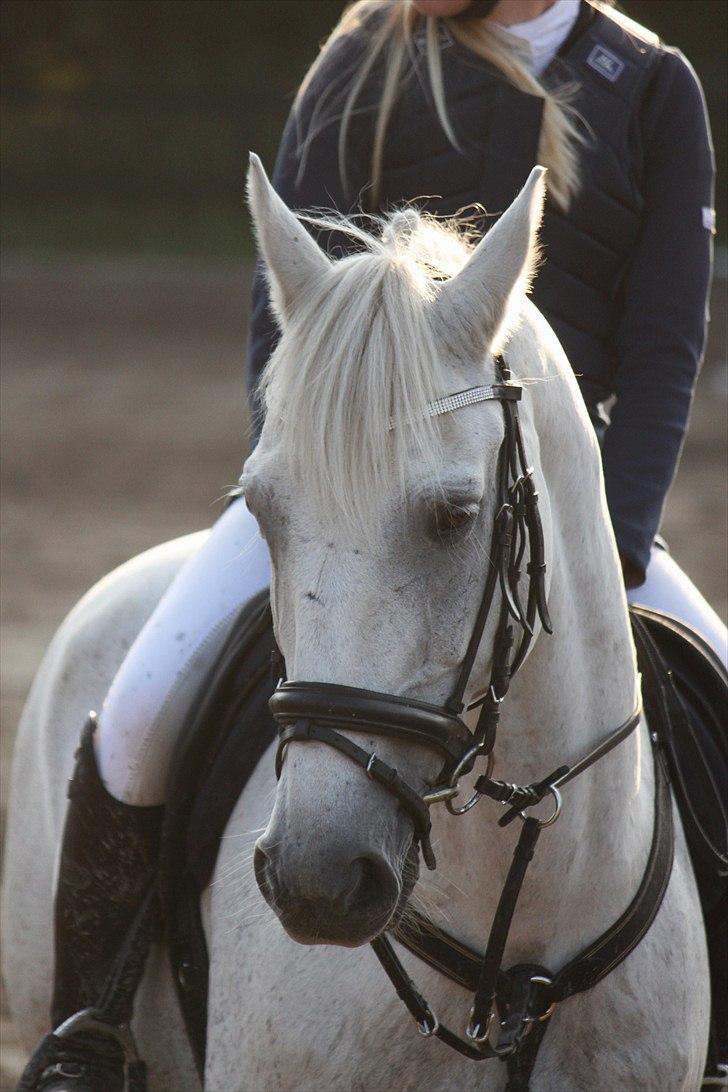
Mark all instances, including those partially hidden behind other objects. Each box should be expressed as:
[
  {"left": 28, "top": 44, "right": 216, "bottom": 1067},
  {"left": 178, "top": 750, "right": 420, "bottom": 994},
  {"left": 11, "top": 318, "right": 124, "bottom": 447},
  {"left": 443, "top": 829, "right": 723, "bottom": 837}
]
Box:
[
  {"left": 246, "top": 32, "right": 373, "bottom": 437},
  {"left": 601, "top": 49, "right": 715, "bottom": 583}
]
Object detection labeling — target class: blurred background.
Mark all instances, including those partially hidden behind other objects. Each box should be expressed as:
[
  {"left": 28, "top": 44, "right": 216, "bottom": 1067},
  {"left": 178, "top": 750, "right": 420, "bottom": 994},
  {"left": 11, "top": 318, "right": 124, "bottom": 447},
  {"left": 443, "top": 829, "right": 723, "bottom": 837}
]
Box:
[
  {"left": 2, "top": 1, "right": 726, "bottom": 255},
  {"left": 1, "top": 2, "right": 726, "bottom": 1085}
]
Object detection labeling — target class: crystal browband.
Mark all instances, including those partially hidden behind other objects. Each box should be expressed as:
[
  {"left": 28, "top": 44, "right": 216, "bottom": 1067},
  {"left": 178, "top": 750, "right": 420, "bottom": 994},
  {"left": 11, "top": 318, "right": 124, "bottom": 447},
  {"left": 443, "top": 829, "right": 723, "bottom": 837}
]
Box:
[{"left": 389, "top": 383, "right": 521, "bottom": 431}]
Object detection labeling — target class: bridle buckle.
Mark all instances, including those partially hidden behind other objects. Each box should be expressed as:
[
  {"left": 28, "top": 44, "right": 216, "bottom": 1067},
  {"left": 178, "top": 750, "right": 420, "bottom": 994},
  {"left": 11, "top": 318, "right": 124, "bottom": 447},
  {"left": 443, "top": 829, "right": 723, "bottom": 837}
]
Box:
[
  {"left": 421, "top": 783, "right": 460, "bottom": 806},
  {"left": 422, "top": 747, "right": 495, "bottom": 815}
]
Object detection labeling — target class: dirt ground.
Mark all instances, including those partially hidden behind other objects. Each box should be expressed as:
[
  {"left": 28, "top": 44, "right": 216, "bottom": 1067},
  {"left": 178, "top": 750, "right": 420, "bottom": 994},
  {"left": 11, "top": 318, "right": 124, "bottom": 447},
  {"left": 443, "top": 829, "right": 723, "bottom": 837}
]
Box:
[{"left": 1, "top": 259, "right": 726, "bottom": 1087}]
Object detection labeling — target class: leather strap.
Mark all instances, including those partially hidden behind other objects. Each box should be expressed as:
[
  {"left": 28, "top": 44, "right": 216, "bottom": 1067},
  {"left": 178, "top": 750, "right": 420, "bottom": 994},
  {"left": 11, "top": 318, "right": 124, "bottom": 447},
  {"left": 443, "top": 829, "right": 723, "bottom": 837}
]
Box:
[
  {"left": 551, "top": 707, "right": 643, "bottom": 790},
  {"left": 268, "top": 358, "right": 551, "bottom": 863},
  {"left": 395, "top": 911, "right": 484, "bottom": 992},
  {"left": 276, "top": 720, "right": 437, "bottom": 869},
  {"left": 504, "top": 744, "right": 674, "bottom": 1089},
  {"left": 468, "top": 818, "right": 543, "bottom": 1039},
  {"left": 371, "top": 934, "right": 498, "bottom": 1061},
  {"left": 550, "top": 745, "right": 673, "bottom": 1001},
  {"left": 447, "top": 359, "right": 550, "bottom": 719},
  {"left": 471, "top": 705, "right": 641, "bottom": 828},
  {"left": 505, "top": 1017, "right": 549, "bottom": 1092},
  {"left": 389, "top": 733, "right": 673, "bottom": 1087},
  {"left": 373, "top": 820, "right": 552, "bottom": 1063},
  {"left": 265, "top": 357, "right": 674, "bottom": 1083},
  {"left": 631, "top": 612, "right": 728, "bottom": 875},
  {"left": 270, "top": 680, "right": 473, "bottom": 764}
]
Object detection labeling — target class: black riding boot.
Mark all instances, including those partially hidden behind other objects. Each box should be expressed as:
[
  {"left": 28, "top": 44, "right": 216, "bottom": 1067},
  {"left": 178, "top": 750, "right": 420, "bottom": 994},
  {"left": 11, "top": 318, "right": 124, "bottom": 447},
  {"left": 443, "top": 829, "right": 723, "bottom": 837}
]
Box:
[{"left": 17, "top": 714, "right": 164, "bottom": 1092}]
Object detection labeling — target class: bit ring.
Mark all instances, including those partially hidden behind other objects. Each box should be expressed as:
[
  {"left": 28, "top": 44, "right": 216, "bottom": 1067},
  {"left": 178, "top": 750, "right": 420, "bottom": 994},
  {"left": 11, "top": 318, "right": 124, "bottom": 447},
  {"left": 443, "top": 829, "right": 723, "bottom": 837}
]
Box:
[{"left": 445, "top": 748, "right": 495, "bottom": 815}]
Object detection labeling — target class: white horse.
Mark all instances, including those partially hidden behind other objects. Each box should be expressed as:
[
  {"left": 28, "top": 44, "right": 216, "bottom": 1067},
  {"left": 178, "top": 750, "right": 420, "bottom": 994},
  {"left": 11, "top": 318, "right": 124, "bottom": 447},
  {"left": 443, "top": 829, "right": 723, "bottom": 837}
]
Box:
[{"left": 3, "top": 158, "right": 710, "bottom": 1091}]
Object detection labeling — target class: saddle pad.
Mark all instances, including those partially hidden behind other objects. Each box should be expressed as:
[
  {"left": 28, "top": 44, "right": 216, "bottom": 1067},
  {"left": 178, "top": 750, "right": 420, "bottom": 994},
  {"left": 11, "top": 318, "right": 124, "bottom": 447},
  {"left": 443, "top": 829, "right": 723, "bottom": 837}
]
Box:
[
  {"left": 160, "top": 588, "right": 277, "bottom": 1075},
  {"left": 160, "top": 595, "right": 727, "bottom": 1077},
  {"left": 630, "top": 605, "right": 728, "bottom": 1072},
  {"left": 630, "top": 605, "right": 727, "bottom": 887}
]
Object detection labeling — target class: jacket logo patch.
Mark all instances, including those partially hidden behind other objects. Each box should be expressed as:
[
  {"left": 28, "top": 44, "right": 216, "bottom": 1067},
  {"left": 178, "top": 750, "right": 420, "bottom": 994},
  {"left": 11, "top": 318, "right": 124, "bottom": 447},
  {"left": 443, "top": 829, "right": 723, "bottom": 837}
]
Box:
[
  {"left": 586, "top": 44, "right": 625, "bottom": 83},
  {"left": 702, "top": 207, "right": 716, "bottom": 233}
]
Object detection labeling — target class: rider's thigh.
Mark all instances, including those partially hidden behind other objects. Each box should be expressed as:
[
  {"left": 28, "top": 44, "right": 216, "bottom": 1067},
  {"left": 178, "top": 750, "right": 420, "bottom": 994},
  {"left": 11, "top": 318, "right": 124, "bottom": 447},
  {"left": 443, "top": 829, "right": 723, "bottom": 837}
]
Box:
[
  {"left": 627, "top": 545, "right": 727, "bottom": 667},
  {"left": 96, "top": 499, "right": 270, "bottom": 805}
]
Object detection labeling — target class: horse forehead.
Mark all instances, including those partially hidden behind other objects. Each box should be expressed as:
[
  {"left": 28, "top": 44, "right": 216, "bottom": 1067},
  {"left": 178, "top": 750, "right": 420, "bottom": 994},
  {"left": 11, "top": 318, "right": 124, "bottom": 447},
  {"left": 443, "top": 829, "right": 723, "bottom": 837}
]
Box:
[{"left": 246, "top": 385, "right": 505, "bottom": 529}]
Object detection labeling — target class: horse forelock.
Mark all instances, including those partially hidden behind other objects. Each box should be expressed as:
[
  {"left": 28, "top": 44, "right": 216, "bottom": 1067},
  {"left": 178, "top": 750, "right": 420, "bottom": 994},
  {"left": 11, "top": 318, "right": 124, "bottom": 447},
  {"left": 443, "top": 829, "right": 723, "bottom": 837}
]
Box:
[{"left": 257, "top": 208, "right": 481, "bottom": 536}]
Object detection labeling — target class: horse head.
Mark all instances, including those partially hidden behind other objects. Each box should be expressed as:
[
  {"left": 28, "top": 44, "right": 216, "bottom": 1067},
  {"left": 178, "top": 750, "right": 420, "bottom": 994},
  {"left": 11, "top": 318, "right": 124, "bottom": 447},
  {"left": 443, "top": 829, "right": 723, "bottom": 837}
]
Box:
[{"left": 242, "top": 154, "right": 550, "bottom": 946}]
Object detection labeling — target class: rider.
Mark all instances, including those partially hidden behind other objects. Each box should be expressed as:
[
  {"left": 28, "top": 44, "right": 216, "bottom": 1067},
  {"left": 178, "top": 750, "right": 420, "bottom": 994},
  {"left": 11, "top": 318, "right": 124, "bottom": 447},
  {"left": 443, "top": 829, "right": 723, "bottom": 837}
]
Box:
[{"left": 22, "top": 2, "right": 725, "bottom": 1089}]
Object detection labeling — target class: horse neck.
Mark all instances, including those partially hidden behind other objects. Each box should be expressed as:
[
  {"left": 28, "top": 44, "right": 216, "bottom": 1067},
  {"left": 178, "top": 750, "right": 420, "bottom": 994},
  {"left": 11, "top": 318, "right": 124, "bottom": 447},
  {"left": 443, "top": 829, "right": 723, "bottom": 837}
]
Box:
[{"left": 425, "top": 354, "right": 653, "bottom": 966}]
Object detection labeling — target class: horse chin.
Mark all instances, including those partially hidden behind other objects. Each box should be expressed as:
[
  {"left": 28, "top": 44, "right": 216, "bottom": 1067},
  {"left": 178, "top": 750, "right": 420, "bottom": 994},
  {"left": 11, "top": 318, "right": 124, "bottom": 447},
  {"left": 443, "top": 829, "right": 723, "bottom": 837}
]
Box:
[{"left": 277, "top": 903, "right": 395, "bottom": 949}]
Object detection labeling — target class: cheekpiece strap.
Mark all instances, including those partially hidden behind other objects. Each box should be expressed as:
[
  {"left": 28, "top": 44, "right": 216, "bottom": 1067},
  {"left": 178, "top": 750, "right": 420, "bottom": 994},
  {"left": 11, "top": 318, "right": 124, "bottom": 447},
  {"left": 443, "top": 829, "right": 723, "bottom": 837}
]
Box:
[{"left": 446, "top": 361, "right": 537, "bottom": 714}]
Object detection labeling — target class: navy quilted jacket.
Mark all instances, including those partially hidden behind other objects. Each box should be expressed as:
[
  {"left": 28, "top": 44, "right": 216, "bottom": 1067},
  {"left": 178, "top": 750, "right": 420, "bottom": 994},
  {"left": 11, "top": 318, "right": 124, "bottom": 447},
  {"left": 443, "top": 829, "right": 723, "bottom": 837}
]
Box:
[{"left": 246, "top": 0, "right": 715, "bottom": 581}]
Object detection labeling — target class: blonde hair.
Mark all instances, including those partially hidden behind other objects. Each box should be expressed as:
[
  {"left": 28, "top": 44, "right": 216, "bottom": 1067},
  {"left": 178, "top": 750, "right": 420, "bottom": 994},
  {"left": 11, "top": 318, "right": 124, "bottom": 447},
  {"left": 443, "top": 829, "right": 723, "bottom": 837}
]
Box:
[{"left": 296, "top": 0, "right": 606, "bottom": 213}]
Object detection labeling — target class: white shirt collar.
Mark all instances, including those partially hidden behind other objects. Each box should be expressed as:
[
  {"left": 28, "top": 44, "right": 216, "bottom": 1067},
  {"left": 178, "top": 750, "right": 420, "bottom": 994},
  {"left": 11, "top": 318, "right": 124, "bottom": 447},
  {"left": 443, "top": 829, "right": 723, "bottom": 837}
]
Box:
[{"left": 495, "top": 0, "right": 580, "bottom": 75}]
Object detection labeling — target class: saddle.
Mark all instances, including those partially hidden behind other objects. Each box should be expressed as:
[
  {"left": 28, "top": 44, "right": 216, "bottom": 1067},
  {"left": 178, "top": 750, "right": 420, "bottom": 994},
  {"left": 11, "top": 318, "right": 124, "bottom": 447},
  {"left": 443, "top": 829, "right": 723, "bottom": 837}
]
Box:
[{"left": 159, "top": 592, "right": 727, "bottom": 1083}]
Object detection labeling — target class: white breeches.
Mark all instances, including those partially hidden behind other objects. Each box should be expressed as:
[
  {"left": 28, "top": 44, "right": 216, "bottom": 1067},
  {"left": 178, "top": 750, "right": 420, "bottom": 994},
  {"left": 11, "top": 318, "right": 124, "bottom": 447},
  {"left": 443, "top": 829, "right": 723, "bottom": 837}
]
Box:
[
  {"left": 627, "top": 544, "right": 727, "bottom": 667},
  {"left": 96, "top": 501, "right": 270, "bottom": 804},
  {"left": 96, "top": 503, "right": 727, "bottom": 805}
]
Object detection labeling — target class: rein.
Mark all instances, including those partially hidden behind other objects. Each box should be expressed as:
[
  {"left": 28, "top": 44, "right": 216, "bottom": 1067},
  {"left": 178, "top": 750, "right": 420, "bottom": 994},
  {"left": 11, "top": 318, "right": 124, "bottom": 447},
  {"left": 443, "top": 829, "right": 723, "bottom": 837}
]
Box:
[{"left": 268, "top": 357, "right": 670, "bottom": 1084}]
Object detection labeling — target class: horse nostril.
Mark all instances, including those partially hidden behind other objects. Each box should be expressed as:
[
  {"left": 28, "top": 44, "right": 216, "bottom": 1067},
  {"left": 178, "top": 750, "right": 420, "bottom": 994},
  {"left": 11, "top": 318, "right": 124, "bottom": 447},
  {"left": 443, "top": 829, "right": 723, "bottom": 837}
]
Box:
[
  {"left": 253, "top": 840, "right": 274, "bottom": 900},
  {"left": 343, "top": 855, "right": 400, "bottom": 914}
]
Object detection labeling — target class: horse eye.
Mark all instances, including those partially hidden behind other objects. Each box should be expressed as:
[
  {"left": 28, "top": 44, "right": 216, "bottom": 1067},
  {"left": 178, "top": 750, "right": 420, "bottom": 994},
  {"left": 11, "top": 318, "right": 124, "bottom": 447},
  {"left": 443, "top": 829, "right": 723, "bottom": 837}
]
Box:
[{"left": 429, "top": 500, "right": 480, "bottom": 541}]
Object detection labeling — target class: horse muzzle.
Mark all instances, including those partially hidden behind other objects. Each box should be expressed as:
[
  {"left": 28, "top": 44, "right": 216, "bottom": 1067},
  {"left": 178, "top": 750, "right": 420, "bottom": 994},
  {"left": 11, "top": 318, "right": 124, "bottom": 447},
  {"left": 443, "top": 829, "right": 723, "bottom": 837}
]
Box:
[{"left": 254, "top": 827, "right": 404, "bottom": 947}]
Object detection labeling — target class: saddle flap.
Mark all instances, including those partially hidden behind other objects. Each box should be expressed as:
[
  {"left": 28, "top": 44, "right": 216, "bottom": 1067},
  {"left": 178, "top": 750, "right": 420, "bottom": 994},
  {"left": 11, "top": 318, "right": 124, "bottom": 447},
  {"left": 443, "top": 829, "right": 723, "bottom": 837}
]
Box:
[
  {"left": 630, "top": 604, "right": 728, "bottom": 881},
  {"left": 160, "top": 589, "right": 278, "bottom": 1076}
]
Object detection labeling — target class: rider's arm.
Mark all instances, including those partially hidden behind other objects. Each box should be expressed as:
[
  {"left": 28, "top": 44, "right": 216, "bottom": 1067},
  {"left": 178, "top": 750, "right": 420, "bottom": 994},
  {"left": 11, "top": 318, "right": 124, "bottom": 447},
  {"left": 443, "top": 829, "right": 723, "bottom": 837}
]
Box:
[{"left": 601, "top": 49, "right": 715, "bottom": 586}]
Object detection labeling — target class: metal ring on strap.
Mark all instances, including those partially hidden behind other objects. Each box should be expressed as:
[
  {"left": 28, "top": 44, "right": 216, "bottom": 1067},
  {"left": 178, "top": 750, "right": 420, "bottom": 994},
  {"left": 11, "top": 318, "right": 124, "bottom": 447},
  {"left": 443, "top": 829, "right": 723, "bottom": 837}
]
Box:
[
  {"left": 519, "top": 786, "right": 562, "bottom": 828},
  {"left": 446, "top": 749, "right": 495, "bottom": 816}
]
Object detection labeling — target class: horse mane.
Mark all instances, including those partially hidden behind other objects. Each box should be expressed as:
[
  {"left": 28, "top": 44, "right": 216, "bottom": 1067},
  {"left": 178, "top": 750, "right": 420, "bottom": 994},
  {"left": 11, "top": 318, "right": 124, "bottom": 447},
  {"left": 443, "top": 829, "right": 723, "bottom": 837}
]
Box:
[{"left": 257, "top": 207, "right": 487, "bottom": 534}]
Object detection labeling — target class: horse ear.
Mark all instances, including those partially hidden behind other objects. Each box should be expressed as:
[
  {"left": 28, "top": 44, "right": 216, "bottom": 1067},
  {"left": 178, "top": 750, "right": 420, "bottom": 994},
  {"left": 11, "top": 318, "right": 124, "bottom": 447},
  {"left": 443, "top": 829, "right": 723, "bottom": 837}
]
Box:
[
  {"left": 247, "top": 152, "right": 330, "bottom": 325},
  {"left": 433, "top": 166, "right": 546, "bottom": 354}
]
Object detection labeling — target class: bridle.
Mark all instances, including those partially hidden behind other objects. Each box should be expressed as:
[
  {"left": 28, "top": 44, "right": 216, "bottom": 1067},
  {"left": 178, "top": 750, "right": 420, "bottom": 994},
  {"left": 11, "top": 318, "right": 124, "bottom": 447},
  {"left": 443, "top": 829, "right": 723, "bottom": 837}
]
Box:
[
  {"left": 268, "top": 357, "right": 657, "bottom": 1079},
  {"left": 272, "top": 361, "right": 554, "bottom": 868}
]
